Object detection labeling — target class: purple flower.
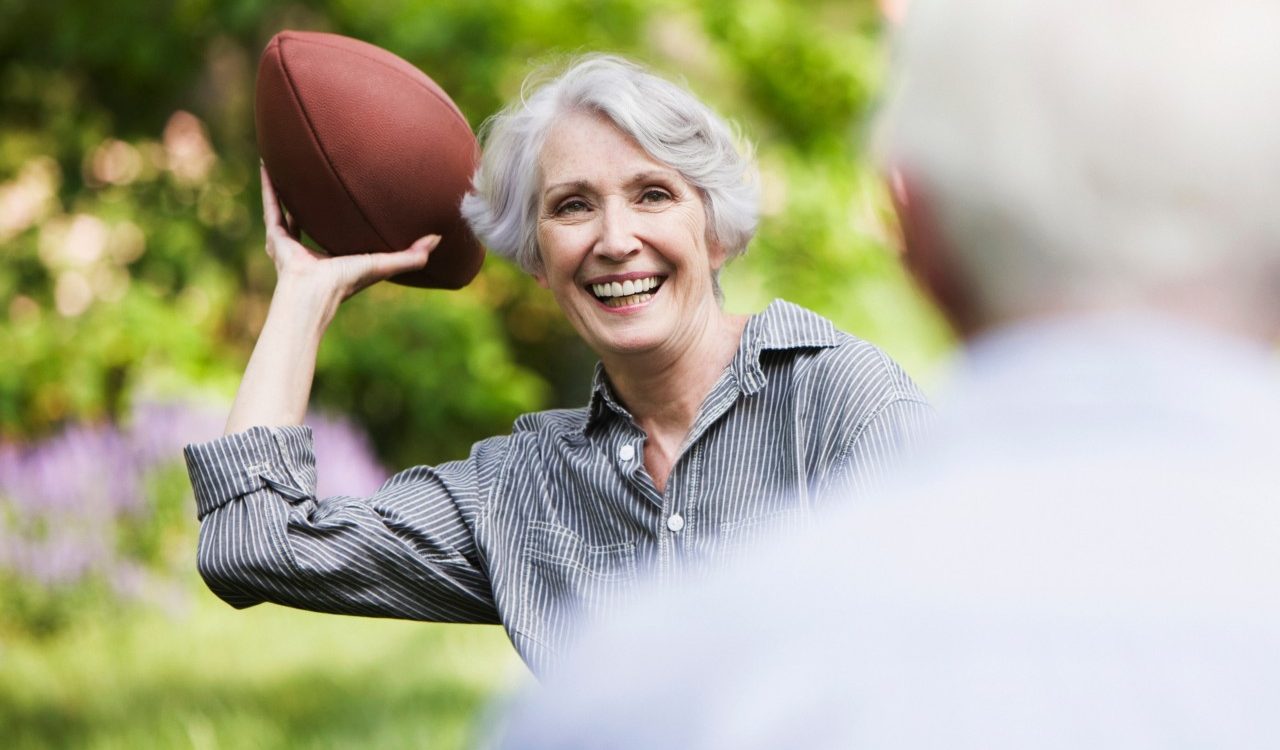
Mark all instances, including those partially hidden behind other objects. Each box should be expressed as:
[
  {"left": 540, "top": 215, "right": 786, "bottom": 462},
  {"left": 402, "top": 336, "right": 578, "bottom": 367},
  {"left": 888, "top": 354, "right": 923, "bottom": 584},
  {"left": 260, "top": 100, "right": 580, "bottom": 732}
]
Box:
[
  {"left": 0, "top": 400, "right": 388, "bottom": 621},
  {"left": 126, "top": 400, "right": 224, "bottom": 468},
  {"left": 0, "top": 423, "right": 142, "bottom": 516},
  {"left": 308, "top": 411, "right": 390, "bottom": 497}
]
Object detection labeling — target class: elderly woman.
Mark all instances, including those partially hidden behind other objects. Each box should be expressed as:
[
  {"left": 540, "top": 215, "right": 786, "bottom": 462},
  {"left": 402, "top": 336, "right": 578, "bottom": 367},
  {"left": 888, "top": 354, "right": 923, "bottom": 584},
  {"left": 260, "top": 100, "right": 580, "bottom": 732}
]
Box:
[{"left": 184, "top": 55, "right": 930, "bottom": 675}]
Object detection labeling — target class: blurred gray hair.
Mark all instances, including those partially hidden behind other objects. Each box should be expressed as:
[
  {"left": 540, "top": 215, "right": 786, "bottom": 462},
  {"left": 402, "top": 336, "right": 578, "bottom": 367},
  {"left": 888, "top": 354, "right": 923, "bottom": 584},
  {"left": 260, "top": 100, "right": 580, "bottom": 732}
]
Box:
[
  {"left": 876, "top": 0, "right": 1280, "bottom": 323},
  {"left": 461, "top": 54, "right": 759, "bottom": 275}
]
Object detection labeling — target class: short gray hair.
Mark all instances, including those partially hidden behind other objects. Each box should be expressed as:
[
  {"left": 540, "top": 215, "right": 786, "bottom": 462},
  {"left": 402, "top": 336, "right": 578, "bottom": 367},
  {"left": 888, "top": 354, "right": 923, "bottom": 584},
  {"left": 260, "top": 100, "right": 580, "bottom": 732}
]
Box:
[
  {"left": 876, "top": 0, "right": 1280, "bottom": 322},
  {"left": 461, "top": 54, "right": 759, "bottom": 275}
]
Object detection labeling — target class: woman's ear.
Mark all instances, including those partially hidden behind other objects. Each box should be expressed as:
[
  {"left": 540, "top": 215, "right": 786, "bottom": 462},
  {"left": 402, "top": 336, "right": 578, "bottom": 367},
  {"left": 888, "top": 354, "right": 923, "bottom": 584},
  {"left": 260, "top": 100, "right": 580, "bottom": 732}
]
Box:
[
  {"left": 706, "top": 233, "right": 729, "bottom": 272},
  {"left": 529, "top": 245, "right": 550, "bottom": 288},
  {"left": 531, "top": 255, "right": 550, "bottom": 288}
]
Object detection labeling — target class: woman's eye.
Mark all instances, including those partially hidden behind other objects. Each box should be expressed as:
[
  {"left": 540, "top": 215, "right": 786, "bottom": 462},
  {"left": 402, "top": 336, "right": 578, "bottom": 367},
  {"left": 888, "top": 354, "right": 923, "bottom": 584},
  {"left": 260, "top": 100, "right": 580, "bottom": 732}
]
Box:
[
  {"left": 641, "top": 189, "right": 672, "bottom": 204},
  {"left": 555, "top": 199, "right": 588, "bottom": 216}
]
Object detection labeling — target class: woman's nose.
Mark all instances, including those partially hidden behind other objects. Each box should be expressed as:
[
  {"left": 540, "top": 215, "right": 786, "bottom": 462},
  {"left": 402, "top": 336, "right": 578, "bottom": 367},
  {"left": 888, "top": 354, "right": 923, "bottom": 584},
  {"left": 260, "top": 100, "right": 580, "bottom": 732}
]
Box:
[{"left": 593, "top": 202, "right": 641, "bottom": 261}]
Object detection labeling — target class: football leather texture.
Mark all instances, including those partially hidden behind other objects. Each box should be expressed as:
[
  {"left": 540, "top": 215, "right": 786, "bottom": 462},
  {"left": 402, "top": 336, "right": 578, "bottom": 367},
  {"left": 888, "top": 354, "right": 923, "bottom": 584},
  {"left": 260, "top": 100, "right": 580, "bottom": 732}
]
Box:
[{"left": 255, "top": 30, "right": 484, "bottom": 289}]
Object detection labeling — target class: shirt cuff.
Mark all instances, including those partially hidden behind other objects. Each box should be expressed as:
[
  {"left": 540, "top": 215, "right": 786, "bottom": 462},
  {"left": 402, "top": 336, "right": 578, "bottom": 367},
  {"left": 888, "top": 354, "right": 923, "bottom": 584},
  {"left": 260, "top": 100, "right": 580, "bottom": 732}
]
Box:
[{"left": 183, "top": 425, "right": 318, "bottom": 520}]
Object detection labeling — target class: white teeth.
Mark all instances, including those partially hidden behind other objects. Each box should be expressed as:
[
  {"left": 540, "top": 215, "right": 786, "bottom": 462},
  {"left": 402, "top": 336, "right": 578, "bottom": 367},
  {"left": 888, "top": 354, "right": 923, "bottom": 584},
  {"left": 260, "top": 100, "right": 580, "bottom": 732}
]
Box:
[
  {"left": 589, "top": 276, "right": 663, "bottom": 298},
  {"left": 603, "top": 292, "right": 653, "bottom": 308}
]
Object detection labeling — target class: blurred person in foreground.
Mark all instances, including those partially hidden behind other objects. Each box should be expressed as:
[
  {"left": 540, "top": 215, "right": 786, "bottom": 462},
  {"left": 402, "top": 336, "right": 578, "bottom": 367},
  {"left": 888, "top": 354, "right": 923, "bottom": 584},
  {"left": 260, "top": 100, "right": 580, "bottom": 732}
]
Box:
[
  {"left": 182, "top": 54, "right": 930, "bottom": 677},
  {"left": 498, "top": 0, "right": 1280, "bottom": 745}
]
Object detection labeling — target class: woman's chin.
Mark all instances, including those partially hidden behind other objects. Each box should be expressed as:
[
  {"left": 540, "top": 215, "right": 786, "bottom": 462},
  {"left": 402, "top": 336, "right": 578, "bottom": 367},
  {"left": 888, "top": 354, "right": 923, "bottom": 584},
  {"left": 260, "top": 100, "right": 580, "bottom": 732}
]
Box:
[{"left": 586, "top": 324, "right": 672, "bottom": 360}]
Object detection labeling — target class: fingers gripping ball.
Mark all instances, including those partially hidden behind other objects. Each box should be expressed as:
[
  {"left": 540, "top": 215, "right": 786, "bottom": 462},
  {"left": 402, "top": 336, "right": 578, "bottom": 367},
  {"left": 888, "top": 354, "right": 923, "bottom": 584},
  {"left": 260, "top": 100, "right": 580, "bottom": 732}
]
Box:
[{"left": 255, "top": 30, "right": 484, "bottom": 289}]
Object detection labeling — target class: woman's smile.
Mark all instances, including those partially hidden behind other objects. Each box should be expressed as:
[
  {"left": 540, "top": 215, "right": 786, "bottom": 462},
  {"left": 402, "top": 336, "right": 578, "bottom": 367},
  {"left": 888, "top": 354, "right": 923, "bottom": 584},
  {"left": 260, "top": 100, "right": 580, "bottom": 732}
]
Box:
[{"left": 585, "top": 273, "right": 667, "bottom": 309}]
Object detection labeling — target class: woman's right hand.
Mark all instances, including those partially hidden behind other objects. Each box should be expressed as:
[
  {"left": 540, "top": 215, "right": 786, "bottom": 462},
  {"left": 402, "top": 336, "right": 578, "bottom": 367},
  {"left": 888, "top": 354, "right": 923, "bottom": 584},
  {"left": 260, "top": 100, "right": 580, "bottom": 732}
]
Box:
[
  {"left": 260, "top": 163, "right": 440, "bottom": 304},
  {"left": 222, "top": 166, "right": 441, "bottom": 435}
]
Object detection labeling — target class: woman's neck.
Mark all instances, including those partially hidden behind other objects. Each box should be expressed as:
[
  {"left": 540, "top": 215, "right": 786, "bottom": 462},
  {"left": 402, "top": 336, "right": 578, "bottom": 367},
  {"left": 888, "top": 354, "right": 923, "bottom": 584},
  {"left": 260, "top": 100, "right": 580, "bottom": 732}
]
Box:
[{"left": 601, "top": 306, "right": 748, "bottom": 441}]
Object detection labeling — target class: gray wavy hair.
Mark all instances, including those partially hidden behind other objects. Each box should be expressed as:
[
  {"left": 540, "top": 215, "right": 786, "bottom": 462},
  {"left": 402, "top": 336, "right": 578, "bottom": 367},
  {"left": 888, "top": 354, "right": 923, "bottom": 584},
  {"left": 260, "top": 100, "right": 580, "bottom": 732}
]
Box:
[{"left": 461, "top": 54, "right": 759, "bottom": 275}]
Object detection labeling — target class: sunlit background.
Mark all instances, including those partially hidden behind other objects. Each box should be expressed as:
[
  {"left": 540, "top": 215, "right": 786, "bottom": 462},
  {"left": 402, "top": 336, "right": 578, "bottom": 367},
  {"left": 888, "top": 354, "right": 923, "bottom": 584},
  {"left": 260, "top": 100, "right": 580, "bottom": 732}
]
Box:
[{"left": 1, "top": 1, "right": 949, "bottom": 747}]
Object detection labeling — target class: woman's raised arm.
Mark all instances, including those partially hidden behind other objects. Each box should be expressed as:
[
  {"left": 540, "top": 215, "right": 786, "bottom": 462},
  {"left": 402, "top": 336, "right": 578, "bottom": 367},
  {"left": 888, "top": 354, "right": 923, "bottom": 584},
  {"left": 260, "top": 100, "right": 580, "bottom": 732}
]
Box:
[{"left": 223, "top": 166, "right": 439, "bottom": 434}]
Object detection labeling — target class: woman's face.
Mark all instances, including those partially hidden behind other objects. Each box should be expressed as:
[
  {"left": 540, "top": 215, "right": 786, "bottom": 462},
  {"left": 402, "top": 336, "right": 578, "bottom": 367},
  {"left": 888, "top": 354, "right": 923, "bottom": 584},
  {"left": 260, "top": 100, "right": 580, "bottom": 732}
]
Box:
[{"left": 535, "top": 110, "right": 726, "bottom": 359}]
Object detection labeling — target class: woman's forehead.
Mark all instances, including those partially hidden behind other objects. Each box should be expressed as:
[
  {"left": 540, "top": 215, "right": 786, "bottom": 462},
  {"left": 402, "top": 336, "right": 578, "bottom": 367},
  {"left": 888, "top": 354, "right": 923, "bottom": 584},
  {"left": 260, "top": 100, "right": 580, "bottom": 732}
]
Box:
[{"left": 538, "top": 110, "right": 679, "bottom": 191}]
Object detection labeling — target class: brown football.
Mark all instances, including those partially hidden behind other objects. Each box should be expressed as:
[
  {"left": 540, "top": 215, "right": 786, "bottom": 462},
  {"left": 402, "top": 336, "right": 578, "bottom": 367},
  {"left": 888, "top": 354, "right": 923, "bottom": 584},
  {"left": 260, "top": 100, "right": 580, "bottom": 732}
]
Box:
[{"left": 255, "top": 30, "right": 484, "bottom": 289}]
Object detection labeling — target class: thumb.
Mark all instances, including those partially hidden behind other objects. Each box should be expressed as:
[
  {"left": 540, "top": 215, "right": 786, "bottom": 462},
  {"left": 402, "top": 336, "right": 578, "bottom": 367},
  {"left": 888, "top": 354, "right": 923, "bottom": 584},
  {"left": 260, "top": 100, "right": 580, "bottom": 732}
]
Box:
[
  {"left": 362, "top": 234, "right": 441, "bottom": 280},
  {"left": 342, "top": 234, "right": 441, "bottom": 297},
  {"left": 386, "top": 233, "right": 441, "bottom": 273}
]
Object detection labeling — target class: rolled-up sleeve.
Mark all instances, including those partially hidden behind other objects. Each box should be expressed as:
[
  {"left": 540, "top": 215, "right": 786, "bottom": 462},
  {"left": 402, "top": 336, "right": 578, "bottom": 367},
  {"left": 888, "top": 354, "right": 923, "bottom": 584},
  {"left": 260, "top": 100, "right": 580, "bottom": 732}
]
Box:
[{"left": 183, "top": 425, "right": 502, "bottom": 624}]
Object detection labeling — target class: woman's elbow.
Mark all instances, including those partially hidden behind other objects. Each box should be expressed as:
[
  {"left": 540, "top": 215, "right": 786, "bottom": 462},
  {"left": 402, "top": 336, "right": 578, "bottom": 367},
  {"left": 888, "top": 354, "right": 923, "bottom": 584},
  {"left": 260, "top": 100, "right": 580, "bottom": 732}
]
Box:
[{"left": 195, "top": 522, "right": 271, "bottom": 608}]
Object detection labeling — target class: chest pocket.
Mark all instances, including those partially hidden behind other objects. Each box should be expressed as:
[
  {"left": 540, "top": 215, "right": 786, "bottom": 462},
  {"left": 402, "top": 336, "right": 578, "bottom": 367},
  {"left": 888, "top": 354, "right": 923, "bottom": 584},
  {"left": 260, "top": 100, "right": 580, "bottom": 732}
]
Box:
[{"left": 516, "top": 521, "right": 638, "bottom": 662}]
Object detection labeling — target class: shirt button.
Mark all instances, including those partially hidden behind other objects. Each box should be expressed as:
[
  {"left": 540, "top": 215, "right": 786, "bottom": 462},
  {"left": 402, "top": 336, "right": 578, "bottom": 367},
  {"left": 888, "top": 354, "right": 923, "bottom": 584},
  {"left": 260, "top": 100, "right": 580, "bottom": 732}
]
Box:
[
  {"left": 667, "top": 513, "right": 685, "bottom": 532},
  {"left": 618, "top": 444, "right": 635, "bottom": 461}
]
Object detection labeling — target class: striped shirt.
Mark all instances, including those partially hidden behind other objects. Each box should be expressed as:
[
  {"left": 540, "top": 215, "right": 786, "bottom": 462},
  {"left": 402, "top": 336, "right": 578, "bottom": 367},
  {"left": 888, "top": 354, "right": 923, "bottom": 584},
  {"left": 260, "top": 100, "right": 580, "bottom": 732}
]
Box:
[{"left": 184, "top": 299, "right": 932, "bottom": 674}]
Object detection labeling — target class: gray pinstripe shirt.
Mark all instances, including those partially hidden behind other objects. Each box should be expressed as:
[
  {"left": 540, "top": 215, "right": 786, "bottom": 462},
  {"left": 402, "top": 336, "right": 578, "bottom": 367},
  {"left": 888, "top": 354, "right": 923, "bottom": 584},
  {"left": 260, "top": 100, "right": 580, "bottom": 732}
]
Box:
[{"left": 184, "top": 300, "right": 932, "bottom": 674}]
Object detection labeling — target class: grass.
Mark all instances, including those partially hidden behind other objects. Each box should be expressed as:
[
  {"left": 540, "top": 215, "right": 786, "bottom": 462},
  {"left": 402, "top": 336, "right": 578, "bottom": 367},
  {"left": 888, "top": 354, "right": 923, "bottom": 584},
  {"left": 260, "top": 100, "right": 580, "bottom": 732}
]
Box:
[{"left": 1, "top": 585, "right": 528, "bottom": 749}]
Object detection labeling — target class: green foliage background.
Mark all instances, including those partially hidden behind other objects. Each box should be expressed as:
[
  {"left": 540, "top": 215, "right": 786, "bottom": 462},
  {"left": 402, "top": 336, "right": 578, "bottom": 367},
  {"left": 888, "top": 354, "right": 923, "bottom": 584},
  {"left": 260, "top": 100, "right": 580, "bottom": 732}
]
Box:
[{"left": 1, "top": 0, "right": 951, "bottom": 746}]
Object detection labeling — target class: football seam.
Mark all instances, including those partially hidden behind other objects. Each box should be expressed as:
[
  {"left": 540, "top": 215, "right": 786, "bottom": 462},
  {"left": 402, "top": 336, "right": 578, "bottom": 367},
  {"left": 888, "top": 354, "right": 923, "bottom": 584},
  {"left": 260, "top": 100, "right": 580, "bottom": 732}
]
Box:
[
  {"left": 283, "top": 34, "right": 471, "bottom": 131},
  {"left": 276, "top": 40, "right": 396, "bottom": 254}
]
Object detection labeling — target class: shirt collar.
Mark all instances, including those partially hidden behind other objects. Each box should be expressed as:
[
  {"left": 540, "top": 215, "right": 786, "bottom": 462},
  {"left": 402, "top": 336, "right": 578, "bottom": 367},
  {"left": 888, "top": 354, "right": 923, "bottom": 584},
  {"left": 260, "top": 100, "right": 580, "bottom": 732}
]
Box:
[
  {"left": 586, "top": 362, "right": 631, "bottom": 428},
  {"left": 579, "top": 299, "right": 843, "bottom": 434},
  {"left": 731, "top": 299, "right": 843, "bottom": 394}
]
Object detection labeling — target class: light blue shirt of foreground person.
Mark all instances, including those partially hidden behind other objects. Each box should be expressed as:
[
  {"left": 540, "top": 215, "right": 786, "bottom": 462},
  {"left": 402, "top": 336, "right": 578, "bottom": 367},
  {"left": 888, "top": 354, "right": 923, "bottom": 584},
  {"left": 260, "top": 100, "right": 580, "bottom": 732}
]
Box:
[{"left": 497, "top": 313, "right": 1280, "bottom": 749}]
